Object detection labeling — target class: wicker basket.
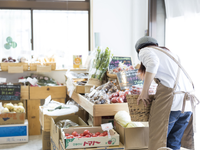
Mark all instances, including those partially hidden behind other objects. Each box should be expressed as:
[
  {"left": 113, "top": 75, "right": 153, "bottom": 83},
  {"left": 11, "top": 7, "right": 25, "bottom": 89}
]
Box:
[{"left": 126, "top": 95, "right": 154, "bottom": 122}]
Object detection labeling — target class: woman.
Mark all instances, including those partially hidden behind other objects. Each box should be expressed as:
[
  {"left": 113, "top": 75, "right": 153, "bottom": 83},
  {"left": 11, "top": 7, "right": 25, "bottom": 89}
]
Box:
[{"left": 135, "top": 36, "right": 198, "bottom": 150}]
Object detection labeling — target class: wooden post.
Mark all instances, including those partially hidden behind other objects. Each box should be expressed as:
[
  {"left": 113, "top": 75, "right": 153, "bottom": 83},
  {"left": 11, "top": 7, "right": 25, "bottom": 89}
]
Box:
[{"left": 93, "top": 116, "right": 102, "bottom": 126}]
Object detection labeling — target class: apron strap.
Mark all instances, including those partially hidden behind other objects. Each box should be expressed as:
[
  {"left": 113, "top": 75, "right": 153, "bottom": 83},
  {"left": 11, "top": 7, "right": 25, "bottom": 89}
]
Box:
[
  {"left": 173, "top": 57, "right": 181, "bottom": 90},
  {"left": 150, "top": 46, "right": 195, "bottom": 90}
]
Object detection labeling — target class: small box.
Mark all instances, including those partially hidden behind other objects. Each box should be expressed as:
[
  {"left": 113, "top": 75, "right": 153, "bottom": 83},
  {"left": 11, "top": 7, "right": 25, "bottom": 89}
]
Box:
[
  {"left": 50, "top": 114, "right": 88, "bottom": 150},
  {"left": 61, "top": 127, "right": 119, "bottom": 149},
  {"left": 115, "top": 120, "right": 149, "bottom": 149},
  {"left": 0, "top": 119, "right": 28, "bottom": 144},
  {"left": 42, "top": 130, "right": 51, "bottom": 150}
]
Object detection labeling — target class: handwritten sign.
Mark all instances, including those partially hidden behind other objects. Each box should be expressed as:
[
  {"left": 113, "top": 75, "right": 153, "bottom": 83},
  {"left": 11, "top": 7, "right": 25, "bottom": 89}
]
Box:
[
  {"left": 117, "top": 69, "right": 143, "bottom": 90},
  {"left": 0, "top": 85, "right": 21, "bottom": 100},
  {"left": 109, "top": 56, "right": 132, "bottom": 70}
]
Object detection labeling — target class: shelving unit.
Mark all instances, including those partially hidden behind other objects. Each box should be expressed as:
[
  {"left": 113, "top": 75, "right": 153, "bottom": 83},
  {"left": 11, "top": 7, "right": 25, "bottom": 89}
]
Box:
[{"left": 68, "top": 91, "right": 129, "bottom": 126}]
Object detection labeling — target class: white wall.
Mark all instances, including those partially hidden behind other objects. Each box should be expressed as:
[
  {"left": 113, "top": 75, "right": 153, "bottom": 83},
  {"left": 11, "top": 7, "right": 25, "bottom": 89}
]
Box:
[{"left": 93, "top": 0, "right": 148, "bottom": 66}]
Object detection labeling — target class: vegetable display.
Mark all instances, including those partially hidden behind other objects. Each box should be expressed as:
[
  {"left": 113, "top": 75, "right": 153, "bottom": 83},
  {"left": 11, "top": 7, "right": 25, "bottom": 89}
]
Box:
[
  {"left": 1, "top": 102, "right": 25, "bottom": 113},
  {"left": 65, "top": 130, "right": 108, "bottom": 139},
  {"left": 90, "top": 47, "right": 113, "bottom": 81},
  {"left": 114, "top": 111, "right": 145, "bottom": 128}
]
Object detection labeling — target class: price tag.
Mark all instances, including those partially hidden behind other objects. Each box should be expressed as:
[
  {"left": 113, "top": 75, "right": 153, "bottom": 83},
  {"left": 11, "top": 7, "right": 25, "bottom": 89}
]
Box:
[
  {"left": 0, "top": 78, "right": 6, "bottom": 83},
  {"left": 44, "top": 95, "right": 51, "bottom": 106},
  {"left": 101, "top": 123, "right": 113, "bottom": 139},
  {"left": 19, "top": 79, "right": 27, "bottom": 83}
]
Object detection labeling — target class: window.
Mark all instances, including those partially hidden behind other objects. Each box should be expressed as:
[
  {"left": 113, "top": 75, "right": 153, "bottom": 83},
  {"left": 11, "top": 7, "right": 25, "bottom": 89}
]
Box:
[
  {"left": 0, "top": 9, "right": 31, "bottom": 61},
  {"left": 0, "top": 0, "right": 90, "bottom": 69}
]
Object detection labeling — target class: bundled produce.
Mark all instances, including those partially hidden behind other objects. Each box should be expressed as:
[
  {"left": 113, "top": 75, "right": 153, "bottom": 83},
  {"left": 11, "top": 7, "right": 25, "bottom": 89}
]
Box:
[
  {"left": 21, "top": 74, "right": 61, "bottom": 86},
  {"left": 2, "top": 57, "right": 16, "bottom": 62},
  {"left": 1, "top": 102, "right": 25, "bottom": 114},
  {"left": 114, "top": 111, "right": 145, "bottom": 128},
  {"left": 65, "top": 130, "right": 108, "bottom": 139},
  {"left": 109, "top": 90, "right": 131, "bottom": 103},
  {"left": 130, "top": 84, "right": 157, "bottom": 95},
  {"left": 56, "top": 119, "right": 79, "bottom": 128},
  {"left": 1, "top": 56, "right": 28, "bottom": 63},
  {"left": 85, "top": 81, "right": 118, "bottom": 104},
  {"left": 108, "top": 62, "right": 135, "bottom": 74},
  {"left": 89, "top": 47, "right": 113, "bottom": 81}
]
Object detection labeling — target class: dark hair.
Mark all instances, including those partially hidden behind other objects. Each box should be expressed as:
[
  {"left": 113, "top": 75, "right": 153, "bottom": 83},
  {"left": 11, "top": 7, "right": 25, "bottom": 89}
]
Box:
[{"left": 138, "top": 45, "right": 170, "bottom": 79}]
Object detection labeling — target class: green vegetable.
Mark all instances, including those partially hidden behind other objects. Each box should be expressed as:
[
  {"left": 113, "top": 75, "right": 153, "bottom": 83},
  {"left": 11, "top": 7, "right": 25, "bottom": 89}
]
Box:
[{"left": 91, "top": 47, "right": 113, "bottom": 80}]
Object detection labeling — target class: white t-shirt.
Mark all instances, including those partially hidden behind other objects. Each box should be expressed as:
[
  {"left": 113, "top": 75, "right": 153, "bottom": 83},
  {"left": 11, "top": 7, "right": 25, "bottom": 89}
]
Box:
[{"left": 139, "top": 47, "right": 193, "bottom": 112}]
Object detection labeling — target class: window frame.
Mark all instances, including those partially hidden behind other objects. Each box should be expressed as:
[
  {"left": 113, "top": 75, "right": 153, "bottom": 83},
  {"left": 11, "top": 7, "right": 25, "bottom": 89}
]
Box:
[{"left": 0, "top": 0, "right": 91, "bottom": 55}]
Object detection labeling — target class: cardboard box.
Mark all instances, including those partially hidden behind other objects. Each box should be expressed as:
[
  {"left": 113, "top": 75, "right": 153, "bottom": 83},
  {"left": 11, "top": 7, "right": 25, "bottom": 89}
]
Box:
[
  {"left": 42, "top": 130, "right": 51, "bottom": 150},
  {"left": 61, "top": 127, "right": 119, "bottom": 149},
  {"left": 60, "top": 140, "right": 124, "bottom": 150},
  {"left": 0, "top": 112, "right": 25, "bottom": 125},
  {"left": 50, "top": 114, "right": 88, "bottom": 150},
  {"left": 0, "top": 119, "right": 28, "bottom": 144},
  {"left": 115, "top": 120, "right": 149, "bottom": 149}
]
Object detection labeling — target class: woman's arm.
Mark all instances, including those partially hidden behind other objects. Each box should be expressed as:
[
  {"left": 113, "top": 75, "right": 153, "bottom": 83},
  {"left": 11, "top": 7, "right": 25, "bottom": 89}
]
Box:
[{"left": 137, "top": 72, "right": 156, "bottom": 106}]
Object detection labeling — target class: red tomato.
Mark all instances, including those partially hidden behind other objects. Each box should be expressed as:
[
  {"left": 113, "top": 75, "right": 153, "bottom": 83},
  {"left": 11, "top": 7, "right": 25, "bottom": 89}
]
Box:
[
  {"left": 103, "top": 131, "right": 108, "bottom": 136},
  {"left": 83, "top": 130, "right": 90, "bottom": 136},
  {"left": 80, "top": 133, "right": 84, "bottom": 136},
  {"left": 65, "top": 133, "right": 70, "bottom": 136},
  {"left": 111, "top": 97, "right": 118, "bottom": 103},
  {"left": 92, "top": 134, "right": 97, "bottom": 137},
  {"left": 72, "top": 131, "right": 78, "bottom": 137},
  {"left": 77, "top": 136, "right": 82, "bottom": 138},
  {"left": 95, "top": 132, "right": 100, "bottom": 136},
  {"left": 90, "top": 133, "right": 93, "bottom": 136},
  {"left": 69, "top": 135, "right": 74, "bottom": 138},
  {"left": 66, "top": 136, "right": 71, "bottom": 139},
  {"left": 125, "top": 90, "right": 131, "bottom": 96},
  {"left": 100, "top": 133, "right": 104, "bottom": 136},
  {"left": 85, "top": 134, "right": 91, "bottom": 138},
  {"left": 117, "top": 97, "right": 123, "bottom": 103},
  {"left": 119, "top": 94, "right": 125, "bottom": 100},
  {"left": 98, "top": 135, "right": 104, "bottom": 137}
]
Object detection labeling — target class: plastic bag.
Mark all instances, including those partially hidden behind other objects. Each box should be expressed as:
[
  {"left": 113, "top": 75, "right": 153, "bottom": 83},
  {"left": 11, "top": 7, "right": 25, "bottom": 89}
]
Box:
[
  {"left": 56, "top": 119, "right": 79, "bottom": 128},
  {"left": 88, "top": 47, "right": 113, "bottom": 81}
]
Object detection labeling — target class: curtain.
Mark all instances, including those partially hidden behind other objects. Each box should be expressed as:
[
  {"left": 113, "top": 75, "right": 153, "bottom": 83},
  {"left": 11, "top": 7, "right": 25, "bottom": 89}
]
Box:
[{"left": 165, "top": 0, "right": 200, "bottom": 149}]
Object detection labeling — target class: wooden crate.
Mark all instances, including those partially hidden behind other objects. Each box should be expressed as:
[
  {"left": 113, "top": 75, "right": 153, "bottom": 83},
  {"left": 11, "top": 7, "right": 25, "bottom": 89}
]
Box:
[
  {"left": 21, "top": 85, "right": 29, "bottom": 100},
  {"left": 30, "top": 62, "right": 56, "bottom": 71},
  {"left": 126, "top": 95, "right": 154, "bottom": 122},
  {"left": 69, "top": 91, "right": 129, "bottom": 126},
  {"left": 39, "top": 98, "right": 65, "bottom": 131},
  {"left": 0, "top": 62, "right": 28, "bottom": 71},
  {"left": 30, "top": 86, "right": 66, "bottom": 100},
  {"left": 27, "top": 98, "right": 65, "bottom": 135},
  {"left": 74, "top": 83, "right": 93, "bottom": 94}
]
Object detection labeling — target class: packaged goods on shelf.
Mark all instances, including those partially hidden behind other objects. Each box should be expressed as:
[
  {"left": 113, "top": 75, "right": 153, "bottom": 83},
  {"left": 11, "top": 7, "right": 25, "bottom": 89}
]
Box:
[
  {"left": 40, "top": 100, "right": 79, "bottom": 131},
  {"left": 86, "top": 47, "right": 112, "bottom": 87},
  {"left": 61, "top": 127, "right": 119, "bottom": 149},
  {"left": 21, "top": 74, "right": 61, "bottom": 87},
  {"left": 50, "top": 114, "right": 88, "bottom": 150},
  {"left": 0, "top": 102, "right": 25, "bottom": 125},
  {"left": 108, "top": 62, "right": 135, "bottom": 74}
]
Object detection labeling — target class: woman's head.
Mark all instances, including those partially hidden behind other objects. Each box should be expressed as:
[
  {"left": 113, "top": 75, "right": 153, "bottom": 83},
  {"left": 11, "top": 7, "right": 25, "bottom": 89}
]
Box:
[{"left": 135, "top": 36, "right": 158, "bottom": 54}]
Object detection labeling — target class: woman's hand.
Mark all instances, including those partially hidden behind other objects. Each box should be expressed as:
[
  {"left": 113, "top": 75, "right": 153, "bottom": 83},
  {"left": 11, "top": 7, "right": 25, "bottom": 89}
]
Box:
[{"left": 137, "top": 91, "right": 151, "bottom": 107}]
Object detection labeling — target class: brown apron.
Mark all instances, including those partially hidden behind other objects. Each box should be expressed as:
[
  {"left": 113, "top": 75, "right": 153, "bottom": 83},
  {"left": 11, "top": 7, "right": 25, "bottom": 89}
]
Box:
[{"left": 148, "top": 46, "right": 199, "bottom": 150}]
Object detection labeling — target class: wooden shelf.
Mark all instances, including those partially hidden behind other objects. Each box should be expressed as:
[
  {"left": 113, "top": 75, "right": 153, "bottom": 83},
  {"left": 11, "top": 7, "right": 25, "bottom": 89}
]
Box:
[
  {"left": 69, "top": 91, "right": 129, "bottom": 125},
  {"left": 0, "top": 68, "right": 88, "bottom": 72}
]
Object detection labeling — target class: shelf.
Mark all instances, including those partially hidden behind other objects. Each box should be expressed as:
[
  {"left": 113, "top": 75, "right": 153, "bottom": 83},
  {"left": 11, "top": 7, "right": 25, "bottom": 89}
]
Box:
[
  {"left": 0, "top": 68, "right": 88, "bottom": 72},
  {"left": 68, "top": 90, "right": 129, "bottom": 125}
]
